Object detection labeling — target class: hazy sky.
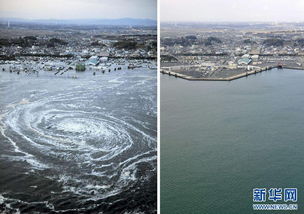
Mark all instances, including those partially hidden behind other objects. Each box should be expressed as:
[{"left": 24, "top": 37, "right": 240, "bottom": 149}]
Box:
[
  {"left": 161, "top": 0, "right": 304, "bottom": 22},
  {"left": 0, "top": 0, "right": 156, "bottom": 20}
]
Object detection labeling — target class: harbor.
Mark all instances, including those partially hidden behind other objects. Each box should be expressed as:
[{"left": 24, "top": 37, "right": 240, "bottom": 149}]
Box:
[{"left": 160, "top": 64, "right": 304, "bottom": 81}]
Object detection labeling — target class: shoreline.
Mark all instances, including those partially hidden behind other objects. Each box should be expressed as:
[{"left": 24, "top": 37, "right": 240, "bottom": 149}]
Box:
[{"left": 160, "top": 66, "right": 304, "bottom": 81}]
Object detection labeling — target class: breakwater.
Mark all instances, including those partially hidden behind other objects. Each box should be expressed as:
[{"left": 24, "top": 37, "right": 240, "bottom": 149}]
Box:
[{"left": 161, "top": 65, "right": 304, "bottom": 81}]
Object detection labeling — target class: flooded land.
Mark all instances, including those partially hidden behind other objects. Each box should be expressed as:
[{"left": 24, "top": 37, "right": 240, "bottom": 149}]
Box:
[{"left": 0, "top": 23, "right": 157, "bottom": 213}]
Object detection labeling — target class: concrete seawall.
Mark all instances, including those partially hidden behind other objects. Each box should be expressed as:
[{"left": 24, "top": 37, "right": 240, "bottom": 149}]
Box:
[{"left": 160, "top": 66, "right": 304, "bottom": 81}]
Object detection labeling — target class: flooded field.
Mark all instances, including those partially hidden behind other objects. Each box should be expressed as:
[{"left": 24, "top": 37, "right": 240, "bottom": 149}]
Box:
[{"left": 0, "top": 63, "right": 157, "bottom": 213}]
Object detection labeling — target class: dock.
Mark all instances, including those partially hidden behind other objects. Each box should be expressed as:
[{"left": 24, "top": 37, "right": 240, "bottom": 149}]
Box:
[{"left": 160, "top": 65, "right": 304, "bottom": 81}]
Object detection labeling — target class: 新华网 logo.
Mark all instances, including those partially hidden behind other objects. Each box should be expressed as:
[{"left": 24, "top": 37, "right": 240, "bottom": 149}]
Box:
[{"left": 252, "top": 188, "right": 298, "bottom": 211}]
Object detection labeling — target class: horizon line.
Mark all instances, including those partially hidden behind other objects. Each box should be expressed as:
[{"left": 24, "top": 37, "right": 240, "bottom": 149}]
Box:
[
  {"left": 161, "top": 21, "right": 304, "bottom": 24},
  {"left": 0, "top": 17, "right": 157, "bottom": 21}
]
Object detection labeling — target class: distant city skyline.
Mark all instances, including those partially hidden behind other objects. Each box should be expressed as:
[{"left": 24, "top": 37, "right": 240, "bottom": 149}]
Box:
[
  {"left": 161, "top": 0, "right": 304, "bottom": 22},
  {"left": 0, "top": 0, "right": 156, "bottom": 20}
]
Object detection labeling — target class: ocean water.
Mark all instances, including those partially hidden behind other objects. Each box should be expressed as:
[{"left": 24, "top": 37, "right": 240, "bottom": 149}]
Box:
[
  {"left": 161, "top": 68, "right": 304, "bottom": 214},
  {"left": 0, "top": 66, "right": 157, "bottom": 213}
]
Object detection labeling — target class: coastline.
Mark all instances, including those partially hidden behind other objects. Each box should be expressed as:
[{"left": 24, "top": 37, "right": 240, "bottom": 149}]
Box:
[{"left": 160, "top": 66, "right": 304, "bottom": 81}]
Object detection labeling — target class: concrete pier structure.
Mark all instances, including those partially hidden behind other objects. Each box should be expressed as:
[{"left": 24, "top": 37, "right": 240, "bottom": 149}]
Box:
[{"left": 161, "top": 66, "right": 304, "bottom": 81}]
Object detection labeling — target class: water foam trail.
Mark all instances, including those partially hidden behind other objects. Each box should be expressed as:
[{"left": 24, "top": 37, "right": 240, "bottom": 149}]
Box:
[
  {"left": 0, "top": 69, "right": 156, "bottom": 213},
  {"left": 0, "top": 82, "right": 156, "bottom": 200}
]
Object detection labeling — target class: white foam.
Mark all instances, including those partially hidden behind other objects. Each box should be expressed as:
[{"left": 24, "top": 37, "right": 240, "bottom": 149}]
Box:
[{"left": 1, "top": 73, "right": 157, "bottom": 199}]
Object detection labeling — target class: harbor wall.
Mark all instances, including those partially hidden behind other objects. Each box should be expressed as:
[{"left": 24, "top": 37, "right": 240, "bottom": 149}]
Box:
[{"left": 160, "top": 66, "right": 304, "bottom": 81}]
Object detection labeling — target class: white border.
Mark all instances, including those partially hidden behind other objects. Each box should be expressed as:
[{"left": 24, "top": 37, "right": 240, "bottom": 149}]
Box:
[{"left": 157, "top": 0, "right": 161, "bottom": 212}]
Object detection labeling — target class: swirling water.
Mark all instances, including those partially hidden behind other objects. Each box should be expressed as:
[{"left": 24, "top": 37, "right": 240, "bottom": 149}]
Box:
[{"left": 0, "top": 66, "right": 157, "bottom": 213}]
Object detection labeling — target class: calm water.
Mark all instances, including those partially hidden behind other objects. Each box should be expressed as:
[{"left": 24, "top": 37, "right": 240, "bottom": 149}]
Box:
[
  {"left": 161, "top": 69, "right": 304, "bottom": 214},
  {"left": 0, "top": 66, "right": 157, "bottom": 213}
]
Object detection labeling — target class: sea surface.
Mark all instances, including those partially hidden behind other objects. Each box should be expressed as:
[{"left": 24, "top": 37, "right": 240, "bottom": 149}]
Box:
[
  {"left": 161, "top": 68, "right": 304, "bottom": 214},
  {"left": 0, "top": 66, "right": 157, "bottom": 213}
]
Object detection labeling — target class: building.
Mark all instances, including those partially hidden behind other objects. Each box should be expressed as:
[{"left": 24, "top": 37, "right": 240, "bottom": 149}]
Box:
[
  {"left": 100, "top": 56, "right": 108, "bottom": 62},
  {"left": 238, "top": 57, "right": 252, "bottom": 65},
  {"left": 86, "top": 56, "right": 100, "bottom": 66},
  {"left": 251, "top": 55, "right": 259, "bottom": 60}
]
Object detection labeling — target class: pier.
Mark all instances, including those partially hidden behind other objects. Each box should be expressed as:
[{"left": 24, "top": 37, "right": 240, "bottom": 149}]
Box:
[{"left": 161, "top": 65, "right": 304, "bottom": 81}]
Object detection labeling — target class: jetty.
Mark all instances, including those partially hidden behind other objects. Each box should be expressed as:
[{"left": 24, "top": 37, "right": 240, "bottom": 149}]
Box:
[{"left": 161, "top": 65, "right": 304, "bottom": 81}]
